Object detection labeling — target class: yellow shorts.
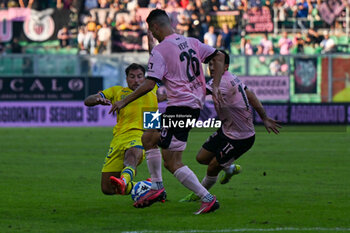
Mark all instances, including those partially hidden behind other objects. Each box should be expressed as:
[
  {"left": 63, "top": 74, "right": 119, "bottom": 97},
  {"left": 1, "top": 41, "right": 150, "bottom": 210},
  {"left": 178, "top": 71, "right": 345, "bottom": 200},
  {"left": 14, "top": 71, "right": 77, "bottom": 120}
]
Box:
[{"left": 102, "top": 130, "right": 145, "bottom": 173}]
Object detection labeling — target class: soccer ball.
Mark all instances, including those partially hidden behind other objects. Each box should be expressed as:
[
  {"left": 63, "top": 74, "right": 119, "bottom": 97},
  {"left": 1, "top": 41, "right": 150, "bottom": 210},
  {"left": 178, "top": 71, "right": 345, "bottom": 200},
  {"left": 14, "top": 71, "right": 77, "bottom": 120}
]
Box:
[{"left": 131, "top": 180, "right": 151, "bottom": 202}]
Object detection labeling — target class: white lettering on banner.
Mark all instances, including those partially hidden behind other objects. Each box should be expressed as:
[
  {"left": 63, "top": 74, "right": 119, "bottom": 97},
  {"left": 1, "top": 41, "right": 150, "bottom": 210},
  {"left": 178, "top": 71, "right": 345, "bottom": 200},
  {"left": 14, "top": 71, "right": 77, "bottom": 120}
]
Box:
[
  {"left": 0, "top": 19, "right": 12, "bottom": 42},
  {"left": 10, "top": 79, "right": 24, "bottom": 92},
  {"left": 30, "top": 79, "right": 45, "bottom": 91},
  {"left": 240, "top": 76, "right": 290, "bottom": 101}
]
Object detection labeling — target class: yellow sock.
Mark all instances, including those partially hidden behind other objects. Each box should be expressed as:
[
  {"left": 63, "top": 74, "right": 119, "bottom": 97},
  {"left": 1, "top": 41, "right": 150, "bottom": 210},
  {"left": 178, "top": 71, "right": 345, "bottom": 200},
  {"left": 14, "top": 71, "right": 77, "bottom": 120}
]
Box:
[
  {"left": 125, "top": 181, "right": 136, "bottom": 195},
  {"left": 121, "top": 166, "right": 135, "bottom": 186}
]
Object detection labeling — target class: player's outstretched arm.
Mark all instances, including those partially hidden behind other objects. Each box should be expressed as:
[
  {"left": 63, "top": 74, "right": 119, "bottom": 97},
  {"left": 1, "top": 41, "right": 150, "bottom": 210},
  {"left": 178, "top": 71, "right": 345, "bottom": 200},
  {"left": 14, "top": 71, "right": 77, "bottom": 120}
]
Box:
[
  {"left": 84, "top": 93, "right": 111, "bottom": 107},
  {"left": 109, "top": 79, "right": 156, "bottom": 114},
  {"left": 245, "top": 88, "right": 282, "bottom": 134}
]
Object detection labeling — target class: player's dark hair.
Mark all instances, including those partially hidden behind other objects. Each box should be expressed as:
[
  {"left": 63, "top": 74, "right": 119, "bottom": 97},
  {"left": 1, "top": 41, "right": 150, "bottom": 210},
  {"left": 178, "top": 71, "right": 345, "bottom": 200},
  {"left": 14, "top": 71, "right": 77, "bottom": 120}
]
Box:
[
  {"left": 125, "top": 63, "right": 145, "bottom": 76},
  {"left": 146, "top": 9, "right": 170, "bottom": 25},
  {"left": 218, "top": 50, "right": 230, "bottom": 65}
]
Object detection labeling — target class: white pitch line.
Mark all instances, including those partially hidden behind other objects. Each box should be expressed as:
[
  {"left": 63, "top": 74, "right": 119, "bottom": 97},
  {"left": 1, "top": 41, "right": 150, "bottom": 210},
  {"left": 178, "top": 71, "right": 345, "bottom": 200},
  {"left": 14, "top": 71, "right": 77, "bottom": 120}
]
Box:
[{"left": 122, "top": 227, "right": 350, "bottom": 233}]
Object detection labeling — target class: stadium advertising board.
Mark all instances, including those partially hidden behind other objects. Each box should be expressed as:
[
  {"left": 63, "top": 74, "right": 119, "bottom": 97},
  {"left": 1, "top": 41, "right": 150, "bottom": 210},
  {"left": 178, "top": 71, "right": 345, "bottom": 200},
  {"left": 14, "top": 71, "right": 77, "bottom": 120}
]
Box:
[
  {"left": 253, "top": 103, "right": 348, "bottom": 124},
  {"left": 240, "top": 76, "right": 290, "bottom": 101},
  {"left": 0, "top": 101, "right": 116, "bottom": 127},
  {"left": 244, "top": 7, "right": 273, "bottom": 33},
  {"left": 1, "top": 102, "right": 349, "bottom": 127},
  {"left": 0, "top": 77, "right": 102, "bottom": 100}
]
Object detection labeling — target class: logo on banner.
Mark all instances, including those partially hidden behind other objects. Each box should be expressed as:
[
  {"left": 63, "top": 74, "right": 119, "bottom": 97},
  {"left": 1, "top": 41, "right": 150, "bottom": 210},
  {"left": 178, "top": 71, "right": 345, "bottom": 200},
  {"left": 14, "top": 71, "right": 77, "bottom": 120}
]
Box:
[
  {"left": 143, "top": 110, "right": 161, "bottom": 129},
  {"left": 23, "top": 9, "right": 55, "bottom": 41}
]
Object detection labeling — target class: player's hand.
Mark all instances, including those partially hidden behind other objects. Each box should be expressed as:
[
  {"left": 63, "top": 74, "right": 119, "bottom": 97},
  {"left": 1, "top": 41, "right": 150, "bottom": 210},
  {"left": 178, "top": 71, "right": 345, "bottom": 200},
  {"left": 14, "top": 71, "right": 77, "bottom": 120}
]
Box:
[
  {"left": 212, "top": 86, "right": 224, "bottom": 107},
  {"left": 109, "top": 100, "right": 126, "bottom": 114},
  {"left": 96, "top": 97, "right": 111, "bottom": 106},
  {"left": 263, "top": 117, "right": 282, "bottom": 134},
  {"left": 147, "top": 30, "right": 157, "bottom": 51}
]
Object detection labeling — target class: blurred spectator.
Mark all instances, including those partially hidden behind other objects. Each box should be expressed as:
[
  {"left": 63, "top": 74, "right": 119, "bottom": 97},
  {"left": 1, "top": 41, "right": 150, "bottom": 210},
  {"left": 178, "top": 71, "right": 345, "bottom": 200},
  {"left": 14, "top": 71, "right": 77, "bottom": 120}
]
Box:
[
  {"left": 84, "top": 0, "right": 98, "bottom": 12},
  {"left": 176, "top": 11, "right": 191, "bottom": 36},
  {"left": 129, "top": 14, "right": 141, "bottom": 32},
  {"left": 249, "top": 0, "right": 262, "bottom": 9},
  {"left": 216, "top": 23, "right": 232, "bottom": 52},
  {"left": 200, "top": 11, "right": 211, "bottom": 41},
  {"left": 110, "top": 0, "right": 121, "bottom": 10},
  {"left": 278, "top": 31, "right": 293, "bottom": 55},
  {"left": 232, "top": 0, "right": 248, "bottom": 11},
  {"left": 256, "top": 33, "right": 273, "bottom": 55},
  {"left": 244, "top": 39, "right": 253, "bottom": 55},
  {"left": 116, "top": 15, "right": 130, "bottom": 31},
  {"left": 293, "top": 32, "right": 304, "bottom": 53},
  {"left": 208, "top": 0, "right": 220, "bottom": 11},
  {"left": 137, "top": 0, "right": 149, "bottom": 7},
  {"left": 77, "top": 26, "right": 87, "bottom": 53},
  {"left": 305, "top": 28, "right": 323, "bottom": 47},
  {"left": 270, "top": 59, "right": 281, "bottom": 76},
  {"left": 57, "top": 26, "right": 72, "bottom": 48},
  {"left": 204, "top": 25, "right": 217, "bottom": 47},
  {"left": 320, "top": 31, "right": 336, "bottom": 54},
  {"left": 219, "top": 0, "right": 230, "bottom": 10},
  {"left": 188, "top": 12, "right": 201, "bottom": 40},
  {"left": 97, "top": 22, "right": 111, "bottom": 54},
  {"left": 19, "top": 0, "right": 34, "bottom": 8},
  {"left": 98, "top": 0, "right": 110, "bottom": 8},
  {"left": 179, "top": 0, "right": 189, "bottom": 8},
  {"left": 10, "top": 38, "right": 22, "bottom": 53},
  {"left": 296, "top": 0, "right": 309, "bottom": 31},
  {"left": 240, "top": 36, "right": 246, "bottom": 54}
]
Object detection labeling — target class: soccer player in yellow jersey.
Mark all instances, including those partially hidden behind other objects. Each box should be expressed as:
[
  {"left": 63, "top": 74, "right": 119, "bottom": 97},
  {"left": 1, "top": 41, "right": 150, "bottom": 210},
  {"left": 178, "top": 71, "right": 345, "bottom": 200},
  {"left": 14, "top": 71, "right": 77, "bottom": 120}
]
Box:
[{"left": 84, "top": 63, "right": 158, "bottom": 196}]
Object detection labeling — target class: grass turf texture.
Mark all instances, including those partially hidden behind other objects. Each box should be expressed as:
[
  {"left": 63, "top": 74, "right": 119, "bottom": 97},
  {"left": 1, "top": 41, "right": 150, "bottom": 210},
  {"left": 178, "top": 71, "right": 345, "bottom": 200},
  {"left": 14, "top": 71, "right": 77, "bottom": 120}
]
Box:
[{"left": 0, "top": 126, "right": 349, "bottom": 233}]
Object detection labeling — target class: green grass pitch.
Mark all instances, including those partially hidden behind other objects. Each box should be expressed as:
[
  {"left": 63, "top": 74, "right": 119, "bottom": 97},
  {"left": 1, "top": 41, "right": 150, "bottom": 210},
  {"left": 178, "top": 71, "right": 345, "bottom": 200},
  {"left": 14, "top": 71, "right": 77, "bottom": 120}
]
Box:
[{"left": 0, "top": 126, "right": 349, "bottom": 233}]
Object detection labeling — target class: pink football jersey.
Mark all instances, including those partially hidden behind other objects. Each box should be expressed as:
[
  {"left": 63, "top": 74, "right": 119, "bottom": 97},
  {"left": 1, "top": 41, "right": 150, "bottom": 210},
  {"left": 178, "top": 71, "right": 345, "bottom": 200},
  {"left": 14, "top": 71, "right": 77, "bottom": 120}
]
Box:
[
  {"left": 207, "top": 71, "right": 255, "bottom": 140},
  {"left": 147, "top": 33, "right": 216, "bottom": 109}
]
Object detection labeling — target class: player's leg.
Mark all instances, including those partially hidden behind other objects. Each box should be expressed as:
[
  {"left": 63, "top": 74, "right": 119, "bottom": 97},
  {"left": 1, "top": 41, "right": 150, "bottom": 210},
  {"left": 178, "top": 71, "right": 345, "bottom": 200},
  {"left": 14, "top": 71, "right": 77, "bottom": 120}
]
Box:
[
  {"left": 111, "top": 146, "right": 143, "bottom": 195},
  {"left": 179, "top": 148, "right": 218, "bottom": 202},
  {"left": 110, "top": 130, "right": 145, "bottom": 195},
  {"left": 141, "top": 129, "right": 164, "bottom": 190},
  {"left": 101, "top": 136, "right": 124, "bottom": 195}
]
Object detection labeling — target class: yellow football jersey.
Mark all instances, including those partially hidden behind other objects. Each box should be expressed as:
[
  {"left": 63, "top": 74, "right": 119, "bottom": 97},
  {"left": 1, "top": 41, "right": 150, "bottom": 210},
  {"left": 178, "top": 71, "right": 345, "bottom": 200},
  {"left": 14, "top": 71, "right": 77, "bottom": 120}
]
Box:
[{"left": 102, "top": 85, "right": 158, "bottom": 136}]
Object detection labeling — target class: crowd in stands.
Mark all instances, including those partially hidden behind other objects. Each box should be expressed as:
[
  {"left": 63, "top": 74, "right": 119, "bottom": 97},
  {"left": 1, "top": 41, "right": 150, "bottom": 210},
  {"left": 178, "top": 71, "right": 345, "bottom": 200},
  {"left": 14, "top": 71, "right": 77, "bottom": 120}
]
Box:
[{"left": 0, "top": 0, "right": 349, "bottom": 55}]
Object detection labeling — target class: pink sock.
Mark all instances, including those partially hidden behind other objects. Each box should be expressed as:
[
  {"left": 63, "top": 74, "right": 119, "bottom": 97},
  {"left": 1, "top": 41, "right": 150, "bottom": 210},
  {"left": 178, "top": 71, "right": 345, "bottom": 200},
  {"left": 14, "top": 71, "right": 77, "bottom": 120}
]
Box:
[
  {"left": 146, "top": 149, "right": 162, "bottom": 183},
  {"left": 201, "top": 175, "right": 218, "bottom": 191},
  {"left": 174, "top": 165, "right": 209, "bottom": 199}
]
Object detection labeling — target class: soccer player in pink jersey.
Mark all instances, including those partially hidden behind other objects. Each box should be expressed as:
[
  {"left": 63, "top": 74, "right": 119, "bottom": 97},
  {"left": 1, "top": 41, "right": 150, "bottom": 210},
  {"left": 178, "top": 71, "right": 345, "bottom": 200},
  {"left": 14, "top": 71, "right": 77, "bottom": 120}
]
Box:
[
  {"left": 109, "top": 9, "right": 225, "bottom": 214},
  {"left": 180, "top": 50, "right": 281, "bottom": 202}
]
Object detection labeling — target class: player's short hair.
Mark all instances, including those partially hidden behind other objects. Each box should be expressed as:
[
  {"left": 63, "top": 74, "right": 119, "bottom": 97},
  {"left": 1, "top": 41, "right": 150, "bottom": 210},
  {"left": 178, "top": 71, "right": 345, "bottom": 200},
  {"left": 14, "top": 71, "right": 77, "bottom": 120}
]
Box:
[
  {"left": 125, "top": 63, "right": 145, "bottom": 77},
  {"left": 146, "top": 9, "right": 170, "bottom": 26},
  {"left": 218, "top": 50, "right": 230, "bottom": 65}
]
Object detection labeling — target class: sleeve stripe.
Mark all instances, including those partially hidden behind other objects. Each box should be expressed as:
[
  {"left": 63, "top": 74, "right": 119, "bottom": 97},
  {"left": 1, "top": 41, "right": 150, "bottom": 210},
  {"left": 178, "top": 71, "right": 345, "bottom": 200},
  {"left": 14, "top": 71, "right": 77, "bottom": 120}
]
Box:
[
  {"left": 147, "top": 76, "right": 162, "bottom": 84},
  {"left": 204, "top": 50, "right": 218, "bottom": 64},
  {"left": 99, "top": 92, "right": 106, "bottom": 99}
]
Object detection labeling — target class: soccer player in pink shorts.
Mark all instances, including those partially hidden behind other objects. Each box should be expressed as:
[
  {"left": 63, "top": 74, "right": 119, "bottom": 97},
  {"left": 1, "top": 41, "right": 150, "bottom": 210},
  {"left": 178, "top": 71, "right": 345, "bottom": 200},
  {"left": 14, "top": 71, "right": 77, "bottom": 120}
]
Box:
[
  {"left": 180, "top": 50, "right": 282, "bottom": 202},
  {"left": 109, "top": 9, "right": 225, "bottom": 214}
]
